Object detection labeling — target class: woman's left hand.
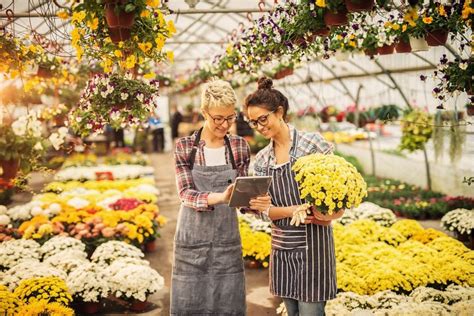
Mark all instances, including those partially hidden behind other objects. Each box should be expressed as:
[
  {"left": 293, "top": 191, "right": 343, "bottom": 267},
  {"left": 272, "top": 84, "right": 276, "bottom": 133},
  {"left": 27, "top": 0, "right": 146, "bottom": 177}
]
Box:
[{"left": 249, "top": 194, "right": 272, "bottom": 213}]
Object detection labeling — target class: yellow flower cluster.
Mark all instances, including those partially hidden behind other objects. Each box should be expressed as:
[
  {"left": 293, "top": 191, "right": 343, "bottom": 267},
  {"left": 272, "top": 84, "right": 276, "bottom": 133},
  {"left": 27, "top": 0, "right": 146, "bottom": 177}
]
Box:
[
  {"left": 14, "top": 276, "right": 72, "bottom": 306},
  {"left": 45, "top": 178, "right": 154, "bottom": 193},
  {"left": 69, "top": 2, "right": 176, "bottom": 71},
  {"left": 18, "top": 215, "right": 53, "bottom": 241},
  {"left": 239, "top": 219, "right": 271, "bottom": 268},
  {"left": 17, "top": 301, "right": 74, "bottom": 316},
  {"left": 334, "top": 220, "right": 474, "bottom": 295},
  {"left": 61, "top": 153, "right": 97, "bottom": 168},
  {"left": 321, "top": 131, "right": 366, "bottom": 144},
  {"left": 0, "top": 285, "right": 21, "bottom": 315},
  {"left": 293, "top": 154, "right": 367, "bottom": 214}
]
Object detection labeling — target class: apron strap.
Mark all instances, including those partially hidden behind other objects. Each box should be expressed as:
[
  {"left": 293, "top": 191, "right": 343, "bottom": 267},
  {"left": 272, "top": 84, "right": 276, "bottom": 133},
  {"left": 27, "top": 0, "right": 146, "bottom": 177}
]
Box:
[
  {"left": 188, "top": 128, "right": 202, "bottom": 170},
  {"left": 189, "top": 128, "right": 237, "bottom": 170}
]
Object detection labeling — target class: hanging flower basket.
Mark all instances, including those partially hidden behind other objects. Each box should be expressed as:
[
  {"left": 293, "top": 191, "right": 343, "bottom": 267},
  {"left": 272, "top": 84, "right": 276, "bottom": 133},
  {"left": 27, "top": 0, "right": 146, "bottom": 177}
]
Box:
[
  {"left": 0, "top": 159, "right": 19, "bottom": 181},
  {"left": 129, "top": 299, "right": 149, "bottom": 312},
  {"left": 425, "top": 30, "right": 449, "bottom": 46},
  {"left": 395, "top": 38, "right": 412, "bottom": 53},
  {"left": 37, "top": 65, "right": 53, "bottom": 78},
  {"left": 323, "top": 8, "right": 348, "bottom": 27},
  {"left": 377, "top": 43, "right": 396, "bottom": 55},
  {"left": 312, "top": 27, "right": 331, "bottom": 37},
  {"left": 409, "top": 36, "right": 429, "bottom": 52},
  {"left": 344, "top": 0, "right": 374, "bottom": 12},
  {"left": 108, "top": 27, "right": 132, "bottom": 43},
  {"left": 104, "top": 1, "right": 135, "bottom": 29},
  {"left": 273, "top": 67, "right": 294, "bottom": 80},
  {"left": 364, "top": 48, "right": 377, "bottom": 57}
]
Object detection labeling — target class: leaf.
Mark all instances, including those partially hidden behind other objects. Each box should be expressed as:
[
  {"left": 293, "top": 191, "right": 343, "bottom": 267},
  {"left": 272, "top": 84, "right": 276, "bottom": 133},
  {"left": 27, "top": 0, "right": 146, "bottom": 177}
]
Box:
[{"left": 125, "top": 4, "right": 136, "bottom": 12}]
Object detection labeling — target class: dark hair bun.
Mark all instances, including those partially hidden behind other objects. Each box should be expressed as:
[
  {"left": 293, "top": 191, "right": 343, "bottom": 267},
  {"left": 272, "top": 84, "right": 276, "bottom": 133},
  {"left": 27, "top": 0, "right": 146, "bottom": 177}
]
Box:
[{"left": 257, "top": 77, "right": 273, "bottom": 90}]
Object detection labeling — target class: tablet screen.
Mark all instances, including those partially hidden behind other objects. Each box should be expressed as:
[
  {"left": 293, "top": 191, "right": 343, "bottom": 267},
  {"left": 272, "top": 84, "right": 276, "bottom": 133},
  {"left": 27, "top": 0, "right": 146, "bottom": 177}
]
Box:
[{"left": 228, "top": 176, "right": 272, "bottom": 207}]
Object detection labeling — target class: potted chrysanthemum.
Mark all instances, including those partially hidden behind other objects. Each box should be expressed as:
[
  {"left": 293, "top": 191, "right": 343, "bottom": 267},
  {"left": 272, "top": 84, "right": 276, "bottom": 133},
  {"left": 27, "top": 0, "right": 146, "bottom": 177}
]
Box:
[
  {"left": 292, "top": 153, "right": 367, "bottom": 221},
  {"left": 69, "top": 73, "right": 160, "bottom": 136},
  {"left": 107, "top": 259, "right": 165, "bottom": 312}
]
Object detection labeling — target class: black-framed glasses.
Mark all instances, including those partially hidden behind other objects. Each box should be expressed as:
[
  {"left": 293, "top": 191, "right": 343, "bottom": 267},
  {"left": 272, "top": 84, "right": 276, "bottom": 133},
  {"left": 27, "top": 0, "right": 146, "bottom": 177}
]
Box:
[
  {"left": 247, "top": 109, "right": 276, "bottom": 129},
  {"left": 205, "top": 111, "right": 237, "bottom": 126}
]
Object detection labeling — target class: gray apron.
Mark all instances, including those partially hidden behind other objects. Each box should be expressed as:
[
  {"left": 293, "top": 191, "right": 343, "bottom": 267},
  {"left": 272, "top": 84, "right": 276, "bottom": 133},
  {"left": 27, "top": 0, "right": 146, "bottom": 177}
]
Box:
[{"left": 171, "top": 129, "right": 246, "bottom": 316}]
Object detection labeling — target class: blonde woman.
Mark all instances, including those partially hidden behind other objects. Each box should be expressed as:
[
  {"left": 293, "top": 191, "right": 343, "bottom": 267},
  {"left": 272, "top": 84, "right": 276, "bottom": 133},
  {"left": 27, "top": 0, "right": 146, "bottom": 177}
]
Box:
[{"left": 171, "top": 79, "right": 250, "bottom": 316}]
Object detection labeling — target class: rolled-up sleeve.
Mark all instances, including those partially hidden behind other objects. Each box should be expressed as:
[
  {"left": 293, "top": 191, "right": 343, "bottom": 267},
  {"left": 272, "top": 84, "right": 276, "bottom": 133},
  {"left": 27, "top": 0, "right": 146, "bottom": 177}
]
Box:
[
  {"left": 236, "top": 138, "right": 251, "bottom": 177},
  {"left": 174, "top": 139, "right": 210, "bottom": 211}
]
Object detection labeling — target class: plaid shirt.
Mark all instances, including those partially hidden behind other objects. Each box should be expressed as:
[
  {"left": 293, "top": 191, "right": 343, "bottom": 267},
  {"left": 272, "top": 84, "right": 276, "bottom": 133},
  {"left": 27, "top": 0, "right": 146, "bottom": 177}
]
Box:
[
  {"left": 174, "top": 132, "right": 250, "bottom": 211},
  {"left": 254, "top": 124, "right": 333, "bottom": 176}
]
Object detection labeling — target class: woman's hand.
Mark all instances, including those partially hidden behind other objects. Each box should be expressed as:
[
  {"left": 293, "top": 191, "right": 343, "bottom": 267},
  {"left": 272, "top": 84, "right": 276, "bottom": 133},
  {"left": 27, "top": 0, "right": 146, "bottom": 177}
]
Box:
[
  {"left": 249, "top": 194, "right": 272, "bottom": 213},
  {"left": 207, "top": 184, "right": 234, "bottom": 205},
  {"left": 221, "top": 183, "right": 234, "bottom": 204}
]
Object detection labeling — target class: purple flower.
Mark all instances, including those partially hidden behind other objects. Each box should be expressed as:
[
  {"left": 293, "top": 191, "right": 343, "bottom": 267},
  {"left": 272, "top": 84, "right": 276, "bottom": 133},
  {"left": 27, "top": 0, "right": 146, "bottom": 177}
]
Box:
[{"left": 420, "top": 75, "right": 427, "bottom": 81}]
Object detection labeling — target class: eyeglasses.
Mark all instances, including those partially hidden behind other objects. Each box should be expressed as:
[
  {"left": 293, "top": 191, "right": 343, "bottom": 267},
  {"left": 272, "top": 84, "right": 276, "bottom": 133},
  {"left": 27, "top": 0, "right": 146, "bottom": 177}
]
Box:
[
  {"left": 205, "top": 111, "right": 237, "bottom": 126},
  {"left": 247, "top": 109, "right": 276, "bottom": 129}
]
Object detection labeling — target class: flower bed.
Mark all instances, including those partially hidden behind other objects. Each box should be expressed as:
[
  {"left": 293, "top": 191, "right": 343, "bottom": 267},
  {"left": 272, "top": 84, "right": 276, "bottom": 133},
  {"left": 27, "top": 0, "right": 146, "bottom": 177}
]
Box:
[
  {"left": 364, "top": 176, "right": 474, "bottom": 219},
  {"left": 0, "top": 239, "right": 164, "bottom": 314}
]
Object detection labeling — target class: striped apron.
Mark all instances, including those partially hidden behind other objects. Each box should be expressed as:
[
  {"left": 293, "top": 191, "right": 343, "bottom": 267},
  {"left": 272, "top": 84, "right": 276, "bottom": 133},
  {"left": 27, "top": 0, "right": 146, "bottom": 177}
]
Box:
[{"left": 267, "top": 130, "right": 337, "bottom": 302}]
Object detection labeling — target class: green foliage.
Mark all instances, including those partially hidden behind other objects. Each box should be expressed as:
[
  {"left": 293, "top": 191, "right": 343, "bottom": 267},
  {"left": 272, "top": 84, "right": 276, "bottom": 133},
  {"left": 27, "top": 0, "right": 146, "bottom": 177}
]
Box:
[{"left": 399, "top": 110, "right": 433, "bottom": 152}]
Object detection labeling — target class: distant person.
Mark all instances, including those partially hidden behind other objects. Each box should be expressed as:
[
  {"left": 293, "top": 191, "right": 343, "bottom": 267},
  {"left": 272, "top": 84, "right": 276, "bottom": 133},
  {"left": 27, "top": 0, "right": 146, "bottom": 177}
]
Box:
[
  {"left": 236, "top": 111, "right": 254, "bottom": 141},
  {"left": 171, "top": 107, "right": 183, "bottom": 140},
  {"left": 149, "top": 115, "right": 165, "bottom": 152}
]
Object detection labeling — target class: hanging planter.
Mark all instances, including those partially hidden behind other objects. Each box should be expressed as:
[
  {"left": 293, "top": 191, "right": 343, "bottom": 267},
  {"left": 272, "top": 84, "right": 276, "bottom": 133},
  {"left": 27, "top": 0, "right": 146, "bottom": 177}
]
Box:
[
  {"left": 425, "top": 29, "right": 449, "bottom": 46},
  {"left": 364, "top": 48, "right": 377, "bottom": 57},
  {"left": 104, "top": 1, "right": 135, "bottom": 29},
  {"left": 377, "top": 43, "right": 396, "bottom": 55},
  {"left": 108, "top": 27, "right": 132, "bottom": 43},
  {"left": 409, "top": 36, "right": 429, "bottom": 52},
  {"left": 0, "top": 159, "right": 19, "bottom": 181},
  {"left": 273, "top": 67, "right": 294, "bottom": 80},
  {"left": 335, "top": 51, "right": 350, "bottom": 61},
  {"left": 312, "top": 27, "right": 331, "bottom": 37},
  {"left": 37, "top": 65, "right": 53, "bottom": 78},
  {"left": 344, "top": 0, "right": 374, "bottom": 12},
  {"left": 395, "top": 38, "right": 412, "bottom": 53},
  {"left": 324, "top": 8, "right": 349, "bottom": 27}
]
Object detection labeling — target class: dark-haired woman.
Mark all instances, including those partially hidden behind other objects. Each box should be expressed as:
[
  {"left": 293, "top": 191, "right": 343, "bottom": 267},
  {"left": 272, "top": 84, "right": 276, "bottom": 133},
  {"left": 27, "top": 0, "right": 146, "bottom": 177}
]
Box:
[{"left": 243, "top": 77, "right": 344, "bottom": 316}]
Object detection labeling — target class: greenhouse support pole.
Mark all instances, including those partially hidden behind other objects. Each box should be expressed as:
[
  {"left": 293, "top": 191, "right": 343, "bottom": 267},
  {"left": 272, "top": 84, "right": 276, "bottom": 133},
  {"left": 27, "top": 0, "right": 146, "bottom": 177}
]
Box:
[
  {"left": 354, "top": 85, "right": 363, "bottom": 128},
  {"left": 367, "top": 129, "right": 376, "bottom": 177},
  {"left": 422, "top": 146, "right": 432, "bottom": 191}
]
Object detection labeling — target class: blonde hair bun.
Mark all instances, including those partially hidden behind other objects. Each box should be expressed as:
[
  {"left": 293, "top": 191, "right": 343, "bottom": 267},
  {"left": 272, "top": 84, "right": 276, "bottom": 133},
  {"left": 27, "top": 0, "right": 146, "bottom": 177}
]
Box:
[{"left": 201, "top": 78, "right": 237, "bottom": 111}]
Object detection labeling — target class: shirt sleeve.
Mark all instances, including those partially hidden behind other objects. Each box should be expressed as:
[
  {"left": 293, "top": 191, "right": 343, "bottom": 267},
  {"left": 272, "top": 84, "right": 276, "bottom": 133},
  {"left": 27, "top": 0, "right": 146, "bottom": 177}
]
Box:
[
  {"left": 174, "top": 139, "right": 210, "bottom": 211},
  {"left": 310, "top": 132, "right": 334, "bottom": 155}
]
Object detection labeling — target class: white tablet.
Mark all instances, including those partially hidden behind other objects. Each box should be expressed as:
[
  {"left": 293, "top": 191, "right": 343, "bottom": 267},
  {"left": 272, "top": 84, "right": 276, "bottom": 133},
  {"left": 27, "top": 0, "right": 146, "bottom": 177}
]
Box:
[{"left": 228, "top": 176, "right": 272, "bottom": 208}]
